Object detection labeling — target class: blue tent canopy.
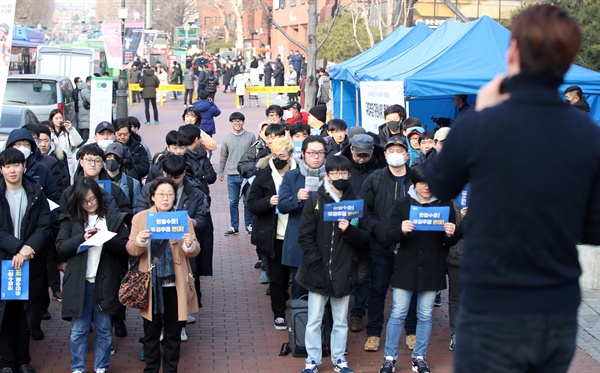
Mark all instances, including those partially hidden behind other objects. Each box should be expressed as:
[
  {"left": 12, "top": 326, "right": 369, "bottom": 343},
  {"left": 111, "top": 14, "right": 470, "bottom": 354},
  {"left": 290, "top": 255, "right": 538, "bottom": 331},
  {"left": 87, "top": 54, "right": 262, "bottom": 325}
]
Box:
[
  {"left": 330, "top": 23, "right": 432, "bottom": 127},
  {"left": 353, "top": 16, "right": 600, "bottom": 124}
]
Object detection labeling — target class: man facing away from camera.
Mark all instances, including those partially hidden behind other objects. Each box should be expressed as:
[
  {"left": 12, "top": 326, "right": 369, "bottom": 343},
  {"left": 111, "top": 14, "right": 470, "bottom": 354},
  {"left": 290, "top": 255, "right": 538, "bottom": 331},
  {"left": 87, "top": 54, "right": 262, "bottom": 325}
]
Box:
[{"left": 426, "top": 4, "right": 600, "bottom": 373}]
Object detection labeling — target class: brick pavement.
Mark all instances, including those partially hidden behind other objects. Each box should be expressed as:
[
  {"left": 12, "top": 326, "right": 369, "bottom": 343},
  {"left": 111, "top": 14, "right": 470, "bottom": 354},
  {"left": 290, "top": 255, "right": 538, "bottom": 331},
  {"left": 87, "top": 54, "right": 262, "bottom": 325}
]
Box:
[{"left": 29, "top": 90, "right": 599, "bottom": 372}]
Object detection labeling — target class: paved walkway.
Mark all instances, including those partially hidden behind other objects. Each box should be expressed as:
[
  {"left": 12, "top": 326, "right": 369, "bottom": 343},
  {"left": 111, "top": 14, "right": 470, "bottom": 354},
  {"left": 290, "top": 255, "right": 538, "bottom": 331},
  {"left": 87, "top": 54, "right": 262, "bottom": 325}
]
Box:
[{"left": 29, "top": 90, "right": 599, "bottom": 372}]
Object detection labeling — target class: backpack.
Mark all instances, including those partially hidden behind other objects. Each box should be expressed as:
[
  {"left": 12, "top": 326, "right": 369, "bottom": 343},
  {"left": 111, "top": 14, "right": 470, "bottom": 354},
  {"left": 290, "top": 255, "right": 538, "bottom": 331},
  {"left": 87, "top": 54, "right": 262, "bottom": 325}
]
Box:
[{"left": 280, "top": 294, "right": 332, "bottom": 358}]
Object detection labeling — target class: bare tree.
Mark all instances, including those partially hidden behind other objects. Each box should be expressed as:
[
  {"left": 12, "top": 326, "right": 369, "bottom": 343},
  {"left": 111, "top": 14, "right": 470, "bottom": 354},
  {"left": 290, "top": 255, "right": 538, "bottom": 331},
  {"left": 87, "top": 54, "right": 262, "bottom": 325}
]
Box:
[
  {"left": 211, "top": 0, "right": 234, "bottom": 43},
  {"left": 153, "top": 0, "right": 197, "bottom": 42},
  {"left": 231, "top": 0, "right": 244, "bottom": 48},
  {"left": 349, "top": 1, "right": 376, "bottom": 50},
  {"left": 259, "top": 0, "right": 343, "bottom": 110},
  {"left": 16, "top": 0, "right": 55, "bottom": 28}
]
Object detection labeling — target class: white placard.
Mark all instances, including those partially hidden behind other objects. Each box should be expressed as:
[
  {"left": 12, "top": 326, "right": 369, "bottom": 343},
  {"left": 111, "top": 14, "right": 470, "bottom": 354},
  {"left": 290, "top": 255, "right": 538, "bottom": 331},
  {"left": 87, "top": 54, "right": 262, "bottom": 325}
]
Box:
[
  {"left": 89, "top": 77, "right": 114, "bottom": 127},
  {"left": 359, "top": 81, "right": 405, "bottom": 133},
  {"left": 77, "top": 230, "right": 117, "bottom": 254}
]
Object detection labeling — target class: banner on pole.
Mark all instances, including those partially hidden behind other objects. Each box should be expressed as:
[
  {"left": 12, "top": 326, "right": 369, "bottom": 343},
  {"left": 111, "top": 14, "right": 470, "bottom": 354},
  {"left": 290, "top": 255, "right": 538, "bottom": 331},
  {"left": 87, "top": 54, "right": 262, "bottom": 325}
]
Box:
[{"left": 359, "top": 81, "right": 405, "bottom": 134}]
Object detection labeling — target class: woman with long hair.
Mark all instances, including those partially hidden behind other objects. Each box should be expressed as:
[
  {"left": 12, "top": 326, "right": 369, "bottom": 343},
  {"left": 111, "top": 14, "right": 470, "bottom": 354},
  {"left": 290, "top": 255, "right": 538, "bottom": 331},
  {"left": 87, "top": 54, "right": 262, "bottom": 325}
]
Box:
[
  {"left": 126, "top": 177, "right": 200, "bottom": 372},
  {"left": 55, "top": 177, "right": 130, "bottom": 373},
  {"left": 181, "top": 106, "right": 217, "bottom": 152},
  {"left": 48, "top": 108, "right": 83, "bottom": 179}
]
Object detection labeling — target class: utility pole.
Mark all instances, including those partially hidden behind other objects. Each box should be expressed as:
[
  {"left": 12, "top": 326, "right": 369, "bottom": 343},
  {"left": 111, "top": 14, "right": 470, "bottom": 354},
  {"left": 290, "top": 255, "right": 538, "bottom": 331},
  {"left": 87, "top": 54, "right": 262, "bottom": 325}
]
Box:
[{"left": 116, "top": 1, "right": 128, "bottom": 119}]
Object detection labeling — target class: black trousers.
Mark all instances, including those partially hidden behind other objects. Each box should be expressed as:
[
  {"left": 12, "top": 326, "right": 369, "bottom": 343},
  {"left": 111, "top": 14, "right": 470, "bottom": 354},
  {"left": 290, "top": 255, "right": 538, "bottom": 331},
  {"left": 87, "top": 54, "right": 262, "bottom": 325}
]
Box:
[
  {"left": 266, "top": 239, "right": 289, "bottom": 319},
  {"left": 144, "top": 98, "right": 158, "bottom": 123},
  {"left": 143, "top": 287, "right": 185, "bottom": 373},
  {"left": 184, "top": 89, "right": 193, "bottom": 106},
  {"left": 447, "top": 264, "right": 461, "bottom": 333},
  {"left": 0, "top": 301, "right": 31, "bottom": 369}
]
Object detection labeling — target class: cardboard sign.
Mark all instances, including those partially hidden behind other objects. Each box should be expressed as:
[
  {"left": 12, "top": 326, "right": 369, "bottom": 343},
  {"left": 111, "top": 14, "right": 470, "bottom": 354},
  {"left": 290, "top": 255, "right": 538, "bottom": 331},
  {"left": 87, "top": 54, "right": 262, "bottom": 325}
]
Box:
[
  {"left": 324, "top": 200, "right": 364, "bottom": 222},
  {"left": 146, "top": 211, "right": 188, "bottom": 239},
  {"left": 96, "top": 179, "right": 112, "bottom": 194},
  {"left": 409, "top": 206, "right": 450, "bottom": 231},
  {"left": 1, "top": 261, "right": 29, "bottom": 300}
]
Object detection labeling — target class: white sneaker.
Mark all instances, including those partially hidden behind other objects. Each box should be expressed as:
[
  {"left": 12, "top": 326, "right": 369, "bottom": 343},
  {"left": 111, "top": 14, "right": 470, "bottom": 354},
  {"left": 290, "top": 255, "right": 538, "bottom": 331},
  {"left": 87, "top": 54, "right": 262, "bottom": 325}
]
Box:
[
  {"left": 180, "top": 327, "right": 188, "bottom": 342},
  {"left": 187, "top": 314, "right": 196, "bottom": 324}
]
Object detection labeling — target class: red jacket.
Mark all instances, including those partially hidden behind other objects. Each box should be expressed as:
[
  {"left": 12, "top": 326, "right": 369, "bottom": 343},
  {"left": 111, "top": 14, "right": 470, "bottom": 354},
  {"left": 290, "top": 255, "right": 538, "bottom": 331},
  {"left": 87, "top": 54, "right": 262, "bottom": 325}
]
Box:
[{"left": 286, "top": 112, "right": 309, "bottom": 125}]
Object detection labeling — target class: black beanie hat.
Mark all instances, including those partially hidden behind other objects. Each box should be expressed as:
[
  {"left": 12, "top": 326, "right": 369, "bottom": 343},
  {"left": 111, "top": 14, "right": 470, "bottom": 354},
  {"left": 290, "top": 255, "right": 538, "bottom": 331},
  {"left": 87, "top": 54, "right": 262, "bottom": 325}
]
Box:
[{"left": 309, "top": 104, "right": 327, "bottom": 123}]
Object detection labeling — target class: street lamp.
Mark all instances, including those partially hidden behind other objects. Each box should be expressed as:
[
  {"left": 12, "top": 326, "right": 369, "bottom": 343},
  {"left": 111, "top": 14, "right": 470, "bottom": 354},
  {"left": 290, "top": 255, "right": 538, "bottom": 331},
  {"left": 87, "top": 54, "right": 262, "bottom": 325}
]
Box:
[{"left": 116, "top": 3, "right": 128, "bottom": 119}]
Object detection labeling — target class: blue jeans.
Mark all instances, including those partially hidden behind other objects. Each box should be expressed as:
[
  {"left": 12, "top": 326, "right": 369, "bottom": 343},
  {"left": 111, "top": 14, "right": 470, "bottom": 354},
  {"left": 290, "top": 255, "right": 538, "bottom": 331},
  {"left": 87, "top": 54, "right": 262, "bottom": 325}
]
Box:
[
  {"left": 384, "top": 289, "right": 436, "bottom": 359},
  {"left": 305, "top": 292, "right": 350, "bottom": 366},
  {"left": 366, "top": 252, "right": 394, "bottom": 336},
  {"left": 70, "top": 281, "right": 113, "bottom": 372},
  {"left": 350, "top": 253, "right": 371, "bottom": 320},
  {"left": 227, "top": 175, "right": 251, "bottom": 229},
  {"left": 454, "top": 309, "right": 577, "bottom": 373}
]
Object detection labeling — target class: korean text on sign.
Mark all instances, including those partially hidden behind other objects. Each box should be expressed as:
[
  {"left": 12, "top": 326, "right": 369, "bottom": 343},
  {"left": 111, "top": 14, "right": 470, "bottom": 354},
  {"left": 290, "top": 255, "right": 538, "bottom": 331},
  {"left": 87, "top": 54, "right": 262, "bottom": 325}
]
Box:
[
  {"left": 1, "top": 261, "right": 29, "bottom": 300},
  {"left": 146, "top": 210, "right": 188, "bottom": 239},
  {"left": 323, "top": 200, "right": 364, "bottom": 222},
  {"left": 408, "top": 206, "right": 450, "bottom": 231}
]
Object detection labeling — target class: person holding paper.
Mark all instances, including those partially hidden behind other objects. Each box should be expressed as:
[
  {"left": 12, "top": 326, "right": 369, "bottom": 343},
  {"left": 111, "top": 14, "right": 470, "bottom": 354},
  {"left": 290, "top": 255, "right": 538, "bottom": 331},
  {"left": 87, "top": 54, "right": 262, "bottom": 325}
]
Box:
[
  {"left": 296, "top": 155, "right": 369, "bottom": 373},
  {"left": 247, "top": 138, "right": 298, "bottom": 331},
  {"left": 278, "top": 136, "right": 328, "bottom": 300},
  {"left": 0, "top": 148, "right": 51, "bottom": 373},
  {"left": 377, "top": 165, "right": 457, "bottom": 373},
  {"left": 127, "top": 177, "right": 200, "bottom": 373},
  {"left": 55, "top": 177, "right": 130, "bottom": 373}
]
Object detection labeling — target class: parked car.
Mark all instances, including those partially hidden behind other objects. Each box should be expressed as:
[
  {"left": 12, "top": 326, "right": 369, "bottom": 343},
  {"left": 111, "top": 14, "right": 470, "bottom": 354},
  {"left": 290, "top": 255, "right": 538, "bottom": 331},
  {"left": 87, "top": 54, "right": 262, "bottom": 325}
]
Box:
[
  {"left": 3, "top": 74, "right": 75, "bottom": 124},
  {"left": 0, "top": 105, "right": 40, "bottom": 150}
]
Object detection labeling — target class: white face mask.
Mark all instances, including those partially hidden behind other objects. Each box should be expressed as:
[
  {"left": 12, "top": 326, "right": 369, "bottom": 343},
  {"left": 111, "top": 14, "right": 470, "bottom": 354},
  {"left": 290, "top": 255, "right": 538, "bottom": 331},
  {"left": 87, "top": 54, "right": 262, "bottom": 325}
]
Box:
[
  {"left": 17, "top": 146, "right": 31, "bottom": 159},
  {"left": 386, "top": 152, "right": 407, "bottom": 167},
  {"left": 97, "top": 139, "right": 114, "bottom": 151}
]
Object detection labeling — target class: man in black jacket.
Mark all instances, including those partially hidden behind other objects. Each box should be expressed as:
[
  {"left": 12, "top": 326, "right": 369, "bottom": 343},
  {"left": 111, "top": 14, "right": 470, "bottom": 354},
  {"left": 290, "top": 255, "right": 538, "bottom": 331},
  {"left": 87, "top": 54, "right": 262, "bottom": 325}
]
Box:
[
  {"left": 426, "top": 5, "right": 600, "bottom": 373},
  {"left": 340, "top": 134, "right": 386, "bottom": 333},
  {"left": 359, "top": 136, "right": 417, "bottom": 353},
  {"left": 0, "top": 148, "right": 51, "bottom": 373},
  {"left": 113, "top": 118, "right": 150, "bottom": 182}
]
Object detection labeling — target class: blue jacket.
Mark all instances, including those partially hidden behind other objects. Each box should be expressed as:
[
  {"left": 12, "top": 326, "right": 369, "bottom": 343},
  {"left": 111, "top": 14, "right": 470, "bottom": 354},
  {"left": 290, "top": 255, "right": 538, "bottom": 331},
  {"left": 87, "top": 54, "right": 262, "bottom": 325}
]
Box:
[
  {"left": 278, "top": 168, "right": 309, "bottom": 267},
  {"left": 113, "top": 173, "right": 141, "bottom": 213},
  {"left": 192, "top": 99, "right": 222, "bottom": 134}
]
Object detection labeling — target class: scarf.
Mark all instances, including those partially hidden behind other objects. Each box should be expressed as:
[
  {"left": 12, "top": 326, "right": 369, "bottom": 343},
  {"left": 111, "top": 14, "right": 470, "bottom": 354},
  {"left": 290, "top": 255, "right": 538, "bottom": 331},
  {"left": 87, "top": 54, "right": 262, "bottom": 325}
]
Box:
[
  {"left": 299, "top": 159, "right": 326, "bottom": 180},
  {"left": 150, "top": 238, "right": 175, "bottom": 315}
]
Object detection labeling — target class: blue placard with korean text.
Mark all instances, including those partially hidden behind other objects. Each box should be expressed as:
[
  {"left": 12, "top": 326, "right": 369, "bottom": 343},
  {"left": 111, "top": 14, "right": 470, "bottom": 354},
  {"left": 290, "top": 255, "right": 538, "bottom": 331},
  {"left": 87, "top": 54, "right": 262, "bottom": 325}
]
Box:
[
  {"left": 1, "top": 261, "right": 29, "bottom": 300},
  {"left": 146, "top": 211, "right": 188, "bottom": 239},
  {"left": 456, "top": 184, "right": 470, "bottom": 209},
  {"left": 96, "top": 179, "right": 112, "bottom": 194},
  {"left": 324, "top": 200, "right": 364, "bottom": 222},
  {"left": 409, "top": 206, "right": 450, "bottom": 231},
  {"left": 293, "top": 141, "right": 302, "bottom": 159}
]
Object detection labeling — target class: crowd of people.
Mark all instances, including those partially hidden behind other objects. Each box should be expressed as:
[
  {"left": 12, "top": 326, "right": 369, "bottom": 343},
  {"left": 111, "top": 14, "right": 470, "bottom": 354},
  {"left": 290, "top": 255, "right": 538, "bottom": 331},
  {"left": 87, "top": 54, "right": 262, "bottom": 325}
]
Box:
[{"left": 0, "top": 5, "right": 598, "bottom": 373}]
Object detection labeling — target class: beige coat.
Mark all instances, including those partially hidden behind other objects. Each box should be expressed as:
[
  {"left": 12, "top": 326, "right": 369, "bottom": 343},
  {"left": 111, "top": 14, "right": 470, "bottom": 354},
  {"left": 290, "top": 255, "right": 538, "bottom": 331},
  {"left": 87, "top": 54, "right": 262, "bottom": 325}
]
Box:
[{"left": 126, "top": 207, "right": 200, "bottom": 322}]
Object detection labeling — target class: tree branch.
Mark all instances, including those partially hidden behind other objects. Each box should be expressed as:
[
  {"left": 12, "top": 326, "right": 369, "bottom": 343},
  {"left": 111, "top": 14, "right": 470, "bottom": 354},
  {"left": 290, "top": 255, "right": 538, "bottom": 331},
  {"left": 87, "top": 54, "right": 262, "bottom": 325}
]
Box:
[
  {"left": 317, "top": 1, "right": 345, "bottom": 52},
  {"left": 258, "top": 0, "right": 308, "bottom": 54}
]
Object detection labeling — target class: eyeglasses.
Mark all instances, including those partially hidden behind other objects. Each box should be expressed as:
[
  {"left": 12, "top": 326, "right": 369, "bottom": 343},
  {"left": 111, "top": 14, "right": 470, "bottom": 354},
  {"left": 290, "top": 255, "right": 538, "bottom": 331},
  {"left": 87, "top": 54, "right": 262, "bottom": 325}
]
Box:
[
  {"left": 271, "top": 154, "right": 290, "bottom": 160},
  {"left": 83, "top": 158, "right": 103, "bottom": 165},
  {"left": 304, "top": 151, "right": 326, "bottom": 158},
  {"left": 328, "top": 171, "right": 350, "bottom": 178},
  {"left": 81, "top": 196, "right": 97, "bottom": 207},
  {"left": 155, "top": 193, "right": 175, "bottom": 200}
]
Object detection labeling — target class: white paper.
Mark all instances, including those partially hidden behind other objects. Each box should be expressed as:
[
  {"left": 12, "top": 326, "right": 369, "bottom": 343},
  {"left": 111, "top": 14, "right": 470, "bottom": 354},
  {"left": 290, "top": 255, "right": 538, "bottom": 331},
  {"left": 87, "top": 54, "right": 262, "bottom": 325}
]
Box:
[
  {"left": 77, "top": 230, "right": 117, "bottom": 254},
  {"left": 47, "top": 199, "right": 59, "bottom": 211},
  {"left": 305, "top": 176, "right": 320, "bottom": 192}
]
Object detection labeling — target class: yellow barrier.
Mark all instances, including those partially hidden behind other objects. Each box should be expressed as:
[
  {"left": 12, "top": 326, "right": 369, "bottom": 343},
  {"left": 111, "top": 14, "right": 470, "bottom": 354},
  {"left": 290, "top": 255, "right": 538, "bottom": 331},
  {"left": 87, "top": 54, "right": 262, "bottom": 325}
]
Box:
[
  {"left": 244, "top": 86, "right": 299, "bottom": 107},
  {"left": 129, "top": 84, "right": 186, "bottom": 106}
]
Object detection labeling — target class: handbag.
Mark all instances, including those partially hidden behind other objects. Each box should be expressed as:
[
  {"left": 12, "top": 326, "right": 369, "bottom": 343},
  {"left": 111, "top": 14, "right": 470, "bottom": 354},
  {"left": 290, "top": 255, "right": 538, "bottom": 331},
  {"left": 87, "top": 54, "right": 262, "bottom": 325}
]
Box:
[{"left": 118, "top": 240, "right": 168, "bottom": 310}]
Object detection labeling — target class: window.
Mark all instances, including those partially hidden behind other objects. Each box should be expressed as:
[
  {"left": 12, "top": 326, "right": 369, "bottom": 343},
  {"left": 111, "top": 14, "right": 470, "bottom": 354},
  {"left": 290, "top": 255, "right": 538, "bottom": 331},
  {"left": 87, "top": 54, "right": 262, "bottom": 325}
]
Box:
[
  {"left": 280, "top": 0, "right": 285, "bottom": 9},
  {"left": 291, "top": 0, "right": 296, "bottom": 6},
  {"left": 4, "top": 80, "right": 58, "bottom": 105}
]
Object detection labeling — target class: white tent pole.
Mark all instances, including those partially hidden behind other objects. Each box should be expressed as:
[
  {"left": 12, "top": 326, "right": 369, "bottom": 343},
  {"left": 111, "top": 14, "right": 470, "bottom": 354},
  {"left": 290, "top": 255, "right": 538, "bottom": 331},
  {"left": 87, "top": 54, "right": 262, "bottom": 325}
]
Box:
[
  {"left": 340, "top": 80, "right": 343, "bottom": 121},
  {"left": 355, "top": 87, "right": 359, "bottom": 127}
]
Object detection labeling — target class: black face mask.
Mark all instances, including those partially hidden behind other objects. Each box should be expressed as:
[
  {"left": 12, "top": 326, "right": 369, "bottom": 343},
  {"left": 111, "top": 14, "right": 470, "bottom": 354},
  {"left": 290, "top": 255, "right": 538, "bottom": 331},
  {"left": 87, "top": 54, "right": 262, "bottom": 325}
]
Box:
[
  {"left": 105, "top": 159, "right": 120, "bottom": 172},
  {"left": 387, "top": 120, "right": 401, "bottom": 132},
  {"left": 331, "top": 179, "right": 349, "bottom": 191},
  {"left": 273, "top": 158, "right": 288, "bottom": 170}
]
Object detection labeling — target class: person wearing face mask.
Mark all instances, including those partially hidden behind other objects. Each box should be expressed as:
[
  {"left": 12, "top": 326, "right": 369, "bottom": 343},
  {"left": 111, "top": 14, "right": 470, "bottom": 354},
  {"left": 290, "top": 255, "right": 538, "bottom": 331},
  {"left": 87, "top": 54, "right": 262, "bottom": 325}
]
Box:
[
  {"left": 104, "top": 142, "right": 141, "bottom": 211},
  {"left": 5, "top": 129, "right": 60, "bottom": 204},
  {"left": 296, "top": 155, "right": 369, "bottom": 373},
  {"left": 59, "top": 144, "right": 132, "bottom": 218},
  {"left": 92, "top": 121, "right": 116, "bottom": 150},
  {"left": 247, "top": 138, "right": 299, "bottom": 329},
  {"left": 359, "top": 136, "right": 419, "bottom": 353},
  {"left": 377, "top": 105, "right": 406, "bottom": 148}
]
